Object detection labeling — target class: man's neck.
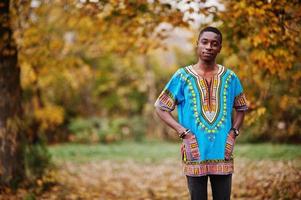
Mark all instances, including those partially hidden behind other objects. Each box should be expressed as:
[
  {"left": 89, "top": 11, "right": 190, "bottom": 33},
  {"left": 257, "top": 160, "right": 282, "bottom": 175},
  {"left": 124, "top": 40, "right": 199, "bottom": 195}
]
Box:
[{"left": 196, "top": 60, "right": 216, "bottom": 72}]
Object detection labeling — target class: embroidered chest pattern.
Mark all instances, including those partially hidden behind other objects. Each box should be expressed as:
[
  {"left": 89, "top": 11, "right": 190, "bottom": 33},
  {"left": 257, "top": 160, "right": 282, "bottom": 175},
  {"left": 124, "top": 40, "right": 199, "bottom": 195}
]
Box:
[
  {"left": 179, "top": 65, "right": 234, "bottom": 138},
  {"left": 198, "top": 74, "right": 220, "bottom": 123}
]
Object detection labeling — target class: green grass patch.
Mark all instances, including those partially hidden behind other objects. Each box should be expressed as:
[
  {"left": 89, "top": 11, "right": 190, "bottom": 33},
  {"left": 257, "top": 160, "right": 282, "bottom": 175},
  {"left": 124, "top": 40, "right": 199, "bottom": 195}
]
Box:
[
  {"left": 48, "top": 141, "right": 180, "bottom": 164},
  {"left": 234, "top": 143, "right": 301, "bottom": 160},
  {"left": 48, "top": 141, "right": 301, "bottom": 164}
]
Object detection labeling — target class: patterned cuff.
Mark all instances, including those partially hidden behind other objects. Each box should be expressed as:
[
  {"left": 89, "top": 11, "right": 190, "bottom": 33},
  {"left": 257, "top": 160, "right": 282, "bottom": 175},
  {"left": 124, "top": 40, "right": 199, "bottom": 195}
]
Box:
[
  {"left": 234, "top": 93, "right": 248, "bottom": 111},
  {"left": 154, "top": 90, "right": 176, "bottom": 112}
]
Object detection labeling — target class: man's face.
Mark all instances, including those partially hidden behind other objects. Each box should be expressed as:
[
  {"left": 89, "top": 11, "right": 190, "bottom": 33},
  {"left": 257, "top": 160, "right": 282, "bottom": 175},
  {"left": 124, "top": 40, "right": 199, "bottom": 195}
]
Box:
[{"left": 197, "top": 31, "right": 222, "bottom": 62}]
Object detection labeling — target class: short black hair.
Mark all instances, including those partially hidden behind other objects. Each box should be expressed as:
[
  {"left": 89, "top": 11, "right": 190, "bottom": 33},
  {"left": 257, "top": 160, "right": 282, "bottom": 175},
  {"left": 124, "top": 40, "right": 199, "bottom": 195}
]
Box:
[{"left": 197, "top": 26, "right": 222, "bottom": 44}]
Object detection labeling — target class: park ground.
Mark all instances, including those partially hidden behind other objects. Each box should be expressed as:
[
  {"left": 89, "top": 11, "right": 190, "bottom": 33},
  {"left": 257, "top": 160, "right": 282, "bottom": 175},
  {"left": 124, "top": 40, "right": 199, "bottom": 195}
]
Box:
[{"left": 1, "top": 142, "right": 301, "bottom": 200}]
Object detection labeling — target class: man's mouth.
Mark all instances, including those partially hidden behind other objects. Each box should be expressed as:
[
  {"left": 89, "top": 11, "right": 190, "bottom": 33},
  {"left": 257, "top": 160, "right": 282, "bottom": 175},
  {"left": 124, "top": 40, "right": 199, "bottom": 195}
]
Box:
[{"left": 203, "top": 52, "right": 213, "bottom": 56}]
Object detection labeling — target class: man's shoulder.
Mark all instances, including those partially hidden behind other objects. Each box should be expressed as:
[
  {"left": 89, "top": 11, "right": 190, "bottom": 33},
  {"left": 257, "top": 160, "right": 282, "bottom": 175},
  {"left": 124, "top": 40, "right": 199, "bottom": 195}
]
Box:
[
  {"left": 178, "top": 65, "right": 192, "bottom": 71},
  {"left": 174, "top": 65, "right": 192, "bottom": 75},
  {"left": 220, "top": 65, "right": 239, "bottom": 77}
]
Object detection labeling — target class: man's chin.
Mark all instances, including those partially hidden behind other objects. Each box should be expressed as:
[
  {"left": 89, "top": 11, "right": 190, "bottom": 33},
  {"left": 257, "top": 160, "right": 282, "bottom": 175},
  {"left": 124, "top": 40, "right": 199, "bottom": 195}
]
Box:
[{"left": 200, "top": 56, "right": 215, "bottom": 62}]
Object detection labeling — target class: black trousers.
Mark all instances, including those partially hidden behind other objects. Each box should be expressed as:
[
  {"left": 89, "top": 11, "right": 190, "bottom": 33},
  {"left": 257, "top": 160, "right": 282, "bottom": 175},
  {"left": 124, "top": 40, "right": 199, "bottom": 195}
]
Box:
[{"left": 186, "top": 174, "right": 232, "bottom": 200}]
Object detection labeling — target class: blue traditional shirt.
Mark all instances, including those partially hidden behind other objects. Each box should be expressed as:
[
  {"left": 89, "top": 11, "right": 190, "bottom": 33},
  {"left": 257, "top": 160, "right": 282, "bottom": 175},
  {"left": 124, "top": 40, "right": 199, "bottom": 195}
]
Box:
[{"left": 155, "top": 64, "right": 248, "bottom": 176}]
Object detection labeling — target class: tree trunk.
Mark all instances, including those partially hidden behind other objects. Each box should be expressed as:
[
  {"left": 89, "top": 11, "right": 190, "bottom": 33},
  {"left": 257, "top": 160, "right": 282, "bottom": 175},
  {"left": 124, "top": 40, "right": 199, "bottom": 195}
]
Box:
[{"left": 0, "top": 0, "right": 25, "bottom": 187}]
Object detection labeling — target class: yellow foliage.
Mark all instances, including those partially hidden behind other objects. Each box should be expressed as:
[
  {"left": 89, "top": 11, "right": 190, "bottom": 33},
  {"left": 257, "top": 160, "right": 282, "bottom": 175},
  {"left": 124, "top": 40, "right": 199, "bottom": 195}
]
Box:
[
  {"left": 223, "top": 54, "right": 239, "bottom": 68},
  {"left": 21, "top": 62, "right": 37, "bottom": 87},
  {"left": 245, "top": 107, "right": 266, "bottom": 126},
  {"left": 279, "top": 95, "right": 289, "bottom": 110},
  {"left": 34, "top": 104, "right": 64, "bottom": 130},
  {"left": 220, "top": 0, "right": 301, "bottom": 76},
  {"left": 279, "top": 95, "right": 299, "bottom": 111}
]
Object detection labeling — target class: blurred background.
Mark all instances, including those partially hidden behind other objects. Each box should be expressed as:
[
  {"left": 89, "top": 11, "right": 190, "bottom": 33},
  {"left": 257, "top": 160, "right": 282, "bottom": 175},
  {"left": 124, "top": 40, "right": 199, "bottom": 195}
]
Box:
[{"left": 1, "top": 0, "right": 301, "bottom": 199}]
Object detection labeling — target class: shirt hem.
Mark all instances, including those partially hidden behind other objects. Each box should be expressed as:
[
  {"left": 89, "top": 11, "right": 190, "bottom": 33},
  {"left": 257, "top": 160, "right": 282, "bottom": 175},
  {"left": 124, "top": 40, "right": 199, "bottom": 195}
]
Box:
[
  {"left": 182, "top": 159, "right": 234, "bottom": 176},
  {"left": 184, "top": 171, "right": 233, "bottom": 177}
]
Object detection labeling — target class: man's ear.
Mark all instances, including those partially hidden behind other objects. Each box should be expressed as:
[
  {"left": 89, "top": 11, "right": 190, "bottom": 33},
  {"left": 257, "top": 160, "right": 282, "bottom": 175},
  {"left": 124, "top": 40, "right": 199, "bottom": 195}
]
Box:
[{"left": 217, "top": 45, "right": 222, "bottom": 53}]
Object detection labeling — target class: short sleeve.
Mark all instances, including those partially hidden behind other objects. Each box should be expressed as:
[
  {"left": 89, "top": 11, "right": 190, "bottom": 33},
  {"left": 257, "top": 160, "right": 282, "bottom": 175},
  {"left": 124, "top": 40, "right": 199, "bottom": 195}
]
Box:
[
  {"left": 233, "top": 74, "right": 248, "bottom": 111},
  {"left": 154, "top": 69, "right": 184, "bottom": 112}
]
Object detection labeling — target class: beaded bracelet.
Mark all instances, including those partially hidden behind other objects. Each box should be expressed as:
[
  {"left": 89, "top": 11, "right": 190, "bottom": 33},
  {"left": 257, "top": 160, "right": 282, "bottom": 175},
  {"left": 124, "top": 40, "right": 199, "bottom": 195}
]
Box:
[{"left": 179, "top": 129, "right": 191, "bottom": 139}]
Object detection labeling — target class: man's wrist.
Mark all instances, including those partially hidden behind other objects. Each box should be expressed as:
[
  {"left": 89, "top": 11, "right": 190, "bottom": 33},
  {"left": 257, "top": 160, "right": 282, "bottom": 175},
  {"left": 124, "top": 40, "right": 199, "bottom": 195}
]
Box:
[
  {"left": 230, "top": 127, "right": 240, "bottom": 137},
  {"left": 179, "top": 129, "right": 190, "bottom": 139}
]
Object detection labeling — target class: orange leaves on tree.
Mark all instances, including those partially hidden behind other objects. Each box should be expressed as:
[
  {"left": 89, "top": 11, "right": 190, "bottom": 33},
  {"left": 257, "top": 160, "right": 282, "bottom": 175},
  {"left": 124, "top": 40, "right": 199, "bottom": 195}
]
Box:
[
  {"left": 220, "top": 0, "right": 300, "bottom": 76},
  {"left": 219, "top": 0, "right": 301, "bottom": 141}
]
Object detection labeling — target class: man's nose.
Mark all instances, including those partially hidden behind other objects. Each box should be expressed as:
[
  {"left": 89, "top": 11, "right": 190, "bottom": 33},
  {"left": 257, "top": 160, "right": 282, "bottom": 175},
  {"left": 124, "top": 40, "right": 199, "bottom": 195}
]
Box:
[{"left": 205, "top": 43, "right": 213, "bottom": 50}]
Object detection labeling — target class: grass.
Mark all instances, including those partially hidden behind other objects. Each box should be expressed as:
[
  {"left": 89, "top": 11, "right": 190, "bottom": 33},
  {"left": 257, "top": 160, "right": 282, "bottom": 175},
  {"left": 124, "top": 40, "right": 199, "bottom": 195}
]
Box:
[
  {"left": 48, "top": 141, "right": 301, "bottom": 164},
  {"left": 48, "top": 141, "right": 179, "bottom": 164},
  {"left": 235, "top": 143, "right": 301, "bottom": 160}
]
